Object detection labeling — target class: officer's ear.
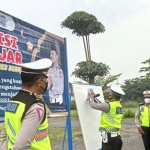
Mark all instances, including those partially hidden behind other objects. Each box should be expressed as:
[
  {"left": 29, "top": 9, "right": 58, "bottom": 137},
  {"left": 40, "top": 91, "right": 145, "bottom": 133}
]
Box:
[
  {"left": 112, "top": 92, "right": 116, "bottom": 99},
  {"left": 36, "top": 78, "right": 42, "bottom": 87}
]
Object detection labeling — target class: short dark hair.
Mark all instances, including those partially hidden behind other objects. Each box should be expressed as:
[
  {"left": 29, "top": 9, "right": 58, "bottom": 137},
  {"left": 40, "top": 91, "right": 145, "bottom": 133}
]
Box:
[
  {"left": 51, "top": 44, "right": 58, "bottom": 55},
  {"left": 21, "top": 72, "right": 43, "bottom": 87}
]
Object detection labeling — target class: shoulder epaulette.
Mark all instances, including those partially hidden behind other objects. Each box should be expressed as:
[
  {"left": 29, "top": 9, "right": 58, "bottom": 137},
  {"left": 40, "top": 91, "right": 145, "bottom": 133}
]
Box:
[{"left": 139, "top": 103, "right": 144, "bottom": 106}]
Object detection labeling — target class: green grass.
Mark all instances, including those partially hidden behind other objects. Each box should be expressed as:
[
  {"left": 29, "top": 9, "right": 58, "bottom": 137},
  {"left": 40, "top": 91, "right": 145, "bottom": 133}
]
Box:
[
  {"left": 70, "top": 110, "right": 78, "bottom": 119},
  {"left": 0, "top": 101, "right": 139, "bottom": 141},
  {"left": 71, "top": 108, "right": 137, "bottom": 119},
  {"left": 49, "top": 126, "right": 82, "bottom": 141},
  {"left": 0, "top": 110, "right": 80, "bottom": 141},
  {"left": 121, "top": 101, "right": 138, "bottom": 118},
  {"left": 123, "top": 107, "right": 137, "bottom": 112},
  {"left": 122, "top": 101, "right": 139, "bottom": 108},
  {"left": 69, "top": 100, "right": 139, "bottom": 119},
  {"left": 0, "top": 124, "right": 82, "bottom": 141}
]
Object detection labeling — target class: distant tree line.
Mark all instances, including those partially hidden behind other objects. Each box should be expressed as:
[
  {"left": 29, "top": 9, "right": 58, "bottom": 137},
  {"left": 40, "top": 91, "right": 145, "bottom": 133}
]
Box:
[{"left": 122, "top": 58, "right": 150, "bottom": 100}]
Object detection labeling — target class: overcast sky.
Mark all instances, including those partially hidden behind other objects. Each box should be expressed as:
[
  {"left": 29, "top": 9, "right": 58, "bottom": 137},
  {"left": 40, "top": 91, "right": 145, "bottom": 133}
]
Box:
[{"left": 1, "top": 0, "right": 150, "bottom": 84}]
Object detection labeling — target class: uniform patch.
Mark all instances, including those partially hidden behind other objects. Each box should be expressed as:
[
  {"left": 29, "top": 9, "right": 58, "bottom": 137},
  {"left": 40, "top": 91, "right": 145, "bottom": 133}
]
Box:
[
  {"left": 36, "top": 108, "right": 44, "bottom": 121},
  {"left": 139, "top": 105, "right": 145, "bottom": 112},
  {"left": 116, "top": 107, "right": 123, "bottom": 114},
  {"left": 140, "top": 107, "right": 144, "bottom": 112},
  {"left": 6, "top": 102, "right": 19, "bottom": 113}
]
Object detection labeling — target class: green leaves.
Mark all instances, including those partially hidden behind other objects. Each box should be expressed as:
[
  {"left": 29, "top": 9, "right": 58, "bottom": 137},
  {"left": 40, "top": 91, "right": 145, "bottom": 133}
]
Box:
[
  {"left": 61, "top": 11, "right": 105, "bottom": 36},
  {"left": 95, "top": 73, "right": 122, "bottom": 90},
  {"left": 122, "top": 76, "right": 150, "bottom": 100},
  {"left": 139, "top": 58, "right": 150, "bottom": 74},
  {"left": 61, "top": 11, "right": 106, "bottom": 61},
  {"left": 62, "top": 11, "right": 107, "bottom": 83},
  {"left": 122, "top": 58, "right": 150, "bottom": 100},
  {"left": 71, "top": 61, "right": 110, "bottom": 84}
]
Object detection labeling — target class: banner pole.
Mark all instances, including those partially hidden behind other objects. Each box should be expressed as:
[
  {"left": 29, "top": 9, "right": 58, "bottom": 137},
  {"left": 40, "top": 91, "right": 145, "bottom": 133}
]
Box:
[{"left": 64, "top": 38, "right": 73, "bottom": 150}]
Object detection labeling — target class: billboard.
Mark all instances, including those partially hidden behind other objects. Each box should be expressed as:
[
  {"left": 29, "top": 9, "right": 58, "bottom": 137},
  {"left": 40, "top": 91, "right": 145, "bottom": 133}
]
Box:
[{"left": 0, "top": 11, "right": 69, "bottom": 121}]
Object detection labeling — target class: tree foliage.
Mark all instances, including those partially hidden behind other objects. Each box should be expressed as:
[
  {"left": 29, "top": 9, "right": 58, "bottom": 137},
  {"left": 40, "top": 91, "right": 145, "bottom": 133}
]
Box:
[
  {"left": 71, "top": 61, "right": 110, "bottom": 84},
  {"left": 61, "top": 11, "right": 105, "bottom": 62},
  {"left": 95, "top": 73, "right": 122, "bottom": 90},
  {"left": 61, "top": 11, "right": 105, "bottom": 36},
  {"left": 121, "top": 58, "right": 150, "bottom": 100},
  {"left": 139, "top": 58, "right": 150, "bottom": 76},
  {"left": 122, "top": 77, "right": 150, "bottom": 100}
]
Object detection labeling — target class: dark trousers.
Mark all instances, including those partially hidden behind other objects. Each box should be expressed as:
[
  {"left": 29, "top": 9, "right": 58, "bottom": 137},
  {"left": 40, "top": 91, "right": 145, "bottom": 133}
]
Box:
[
  {"left": 141, "top": 126, "right": 150, "bottom": 150},
  {"left": 102, "top": 134, "right": 122, "bottom": 150}
]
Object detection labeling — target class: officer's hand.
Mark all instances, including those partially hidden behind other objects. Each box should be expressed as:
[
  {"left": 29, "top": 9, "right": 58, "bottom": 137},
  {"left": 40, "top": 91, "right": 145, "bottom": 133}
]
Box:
[
  {"left": 86, "top": 98, "right": 93, "bottom": 104},
  {"left": 137, "top": 127, "right": 145, "bottom": 134},
  {"left": 88, "top": 91, "right": 95, "bottom": 99}
]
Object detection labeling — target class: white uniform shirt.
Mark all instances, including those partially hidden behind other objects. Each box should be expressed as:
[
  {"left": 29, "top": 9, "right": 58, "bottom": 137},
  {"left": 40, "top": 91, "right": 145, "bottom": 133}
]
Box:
[
  {"left": 89, "top": 100, "right": 110, "bottom": 113},
  {"left": 47, "top": 65, "right": 64, "bottom": 104}
]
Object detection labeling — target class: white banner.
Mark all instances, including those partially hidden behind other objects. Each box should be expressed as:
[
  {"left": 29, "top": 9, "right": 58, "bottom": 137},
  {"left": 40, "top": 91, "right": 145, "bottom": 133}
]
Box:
[{"left": 73, "top": 84, "right": 104, "bottom": 150}]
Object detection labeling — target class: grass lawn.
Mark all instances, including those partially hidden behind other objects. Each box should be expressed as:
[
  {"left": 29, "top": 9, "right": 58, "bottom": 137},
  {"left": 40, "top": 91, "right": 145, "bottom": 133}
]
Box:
[
  {"left": 0, "top": 103, "right": 138, "bottom": 142},
  {"left": 49, "top": 126, "right": 82, "bottom": 141},
  {"left": 53, "top": 106, "right": 137, "bottom": 140},
  {"left": 0, "top": 110, "right": 80, "bottom": 142},
  {"left": 123, "top": 107, "right": 137, "bottom": 113},
  {"left": 0, "top": 123, "right": 82, "bottom": 141},
  {"left": 70, "top": 110, "right": 78, "bottom": 119}
]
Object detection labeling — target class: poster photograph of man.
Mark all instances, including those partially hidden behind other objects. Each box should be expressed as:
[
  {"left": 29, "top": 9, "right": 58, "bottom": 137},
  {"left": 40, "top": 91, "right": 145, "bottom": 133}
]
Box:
[{"left": 47, "top": 43, "right": 64, "bottom": 106}]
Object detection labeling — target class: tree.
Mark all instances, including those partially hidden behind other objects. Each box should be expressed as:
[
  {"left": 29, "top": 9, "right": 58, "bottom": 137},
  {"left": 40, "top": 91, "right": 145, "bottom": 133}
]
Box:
[
  {"left": 61, "top": 11, "right": 105, "bottom": 63},
  {"left": 121, "top": 77, "right": 150, "bottom": 100},
  {"left": 121, "top": 59, "right": 150, "bottom": 100},
  {"left": 95, "top": 73, "right": 122, "bottom": 90},
  {"left": 71, "top": 61, "right": 110, "bottom": 84},
  {"left": 139, "top": 58, "right": 150, "bottom": 76},
  {"left": 122, "top": 78, "right": 141, "bottom": 100}
]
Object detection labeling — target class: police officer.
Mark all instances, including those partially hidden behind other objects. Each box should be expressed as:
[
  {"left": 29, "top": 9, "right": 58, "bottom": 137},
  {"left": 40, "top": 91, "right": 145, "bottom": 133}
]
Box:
[
  {"left": 47, "top": 44, "right": 64, "bottom": 105},
  {"left": 0, "top": 58, "right": 52, "bottom": 150},
  {"left": 88, "top": 83, "right": 125, "bottom": 150},
  {"left": 135, "top": 90, "right": 150, "bottom": 150}
]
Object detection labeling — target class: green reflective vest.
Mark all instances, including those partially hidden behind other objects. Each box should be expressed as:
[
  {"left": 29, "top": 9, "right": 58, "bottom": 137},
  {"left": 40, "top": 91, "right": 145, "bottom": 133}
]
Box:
[
  {"left": 139, "top": 104, "right": 150, "bottom": 127},
  {"left": 99, "top": 101, "right": 123, "bottom": 133},
  {"left": 4, "top": 90, "right": 51, "bottom": 150}
]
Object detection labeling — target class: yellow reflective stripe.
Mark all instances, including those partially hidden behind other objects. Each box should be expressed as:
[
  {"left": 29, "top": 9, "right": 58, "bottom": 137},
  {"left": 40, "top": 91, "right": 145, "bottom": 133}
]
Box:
[
  {"left": 34, "top": 129, "right": 48, "bottom": 141},
  {"left": 99, "top": 127, "right": 119, "bottom": 133},
  {"left": 8, "top": 136, "right": 14, "bottom": 145},
  {"left": 107, "top": 114, "right": 115, "bottom": 124},
  {"left": 8, "top": 119, "right": 16, "bottom": 136}
]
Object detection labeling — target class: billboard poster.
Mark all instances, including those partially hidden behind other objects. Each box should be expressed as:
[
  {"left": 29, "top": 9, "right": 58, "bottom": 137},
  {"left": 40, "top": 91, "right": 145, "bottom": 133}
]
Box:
[{"left": 0, "top": 11, "right": 69, "bottom": 121}]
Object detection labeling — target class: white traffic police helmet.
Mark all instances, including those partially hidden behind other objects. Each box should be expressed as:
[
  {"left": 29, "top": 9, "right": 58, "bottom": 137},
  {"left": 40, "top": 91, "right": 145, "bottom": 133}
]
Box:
[
  {"left": 17, "top": 58, "right": 52, "bottom": 77},
  {"left": 143, "top": 91, "right": 150, "bottom": 104},
  {"left": 110, "top": 83, "right": 125, "bottom": 95}
]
